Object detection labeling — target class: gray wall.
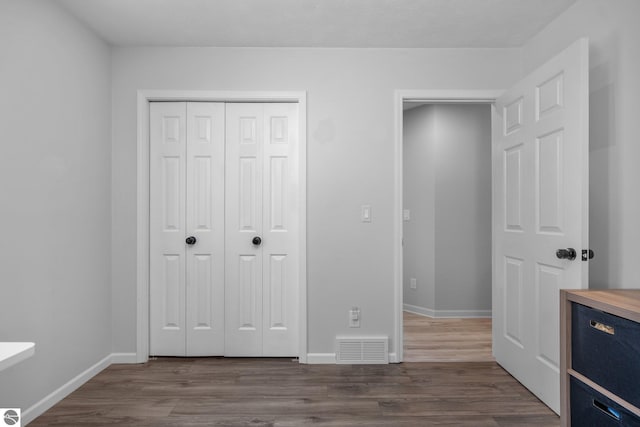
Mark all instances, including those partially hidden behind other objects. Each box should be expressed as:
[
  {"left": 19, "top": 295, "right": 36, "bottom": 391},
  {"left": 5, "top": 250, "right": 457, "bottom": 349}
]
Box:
[
  {"left": 521, "top": 0, "right": 640, "bottom": 290},
  {"left": 403, "top": 104, "right": 492, "bottom": 315},
  {"left": 403, "top": 105, "right": 436, "bottom": 312},
  {"left": 0, "top": 0, "right": 112, "bottom": 416},
  {"left": 110, "top": 48, "right": 521, "bottom": 355}
]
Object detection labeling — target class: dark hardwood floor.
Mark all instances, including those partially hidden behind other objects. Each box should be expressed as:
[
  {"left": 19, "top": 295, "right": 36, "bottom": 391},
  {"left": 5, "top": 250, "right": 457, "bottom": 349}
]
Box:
[{"left": 32, "top": 357, "right": 559, "bottom": 426}]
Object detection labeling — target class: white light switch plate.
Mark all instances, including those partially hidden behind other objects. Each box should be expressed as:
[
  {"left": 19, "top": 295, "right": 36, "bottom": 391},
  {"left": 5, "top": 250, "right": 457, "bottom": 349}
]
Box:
[{"left": 361, "top": 205, "right": 371, "bottom": 222}]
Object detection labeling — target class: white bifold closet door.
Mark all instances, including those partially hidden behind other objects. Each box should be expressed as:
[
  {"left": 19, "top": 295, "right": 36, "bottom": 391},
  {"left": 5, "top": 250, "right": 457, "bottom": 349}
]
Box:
[
  {"left": 150, "top": 102, "right": 225, "bottom": 356},
  {"left": 225, "top": 103, "right": 299, "bottom": 357},
  {"left": 149, "top": 102, "right": 299, "bottom": 357}
]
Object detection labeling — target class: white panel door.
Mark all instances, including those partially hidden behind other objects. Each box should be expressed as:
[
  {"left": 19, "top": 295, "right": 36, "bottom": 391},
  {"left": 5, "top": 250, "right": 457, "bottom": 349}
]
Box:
[
  {"left": 262, "top": 103, "right": 299, "bottom": 356},
  {"left": 225, "top": 103, "right": 263, "bottom": 356},
  {"left": 150, "top": 102, "right": 225, "bottom": 356},
  {"left": 225, "top": 103, "right": 299, "bottom": 357},
  {"left": 492, "top": 38, "right": 589, "bottom": 413},
  {"left": 185, "top": 102, "right": 225, "bottom": 355},
  {"left": 150, "top": 102, "right": 187, "bottom": 356}
]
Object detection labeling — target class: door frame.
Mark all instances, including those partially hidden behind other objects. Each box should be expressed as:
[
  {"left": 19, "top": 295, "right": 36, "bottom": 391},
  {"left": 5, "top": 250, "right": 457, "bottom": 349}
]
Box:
[
  {"left": 393, "top": 89, "right": 503, "bottom": 362},
  {"left": 136, "top": 90, "right": 308, "bottom": 363}
]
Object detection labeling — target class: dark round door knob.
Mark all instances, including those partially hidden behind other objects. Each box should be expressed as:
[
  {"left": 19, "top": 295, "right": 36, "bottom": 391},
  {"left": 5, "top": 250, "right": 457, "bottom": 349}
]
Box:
[
  {"left": 252, "top": 236, "right": 262, "bottom": 246},
  {"left": 185, "top": 236, "right": 197, "bottom": 245},
  {"left": 556, "top": 247, "right": 576, "bottom": 260}
]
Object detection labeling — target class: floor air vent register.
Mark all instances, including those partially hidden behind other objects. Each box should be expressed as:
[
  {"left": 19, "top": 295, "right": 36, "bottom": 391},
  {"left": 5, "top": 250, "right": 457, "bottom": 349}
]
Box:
[{"left": 335, "top": 336, "right": 389, "bottom": 364}]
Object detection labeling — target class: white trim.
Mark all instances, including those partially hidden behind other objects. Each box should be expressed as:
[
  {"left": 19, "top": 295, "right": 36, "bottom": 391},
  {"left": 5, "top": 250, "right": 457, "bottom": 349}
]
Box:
[
  {"left": 393, "top": 89, "right": 504, "bottom": 364},
  {"left": 136, "top": 90, "right": 304, "bottom": 103},
  {"left": 403, "top": 304, "right": 491, "bottom": 318},
  {"left": 110, "top": 352, "right": 139, "bottom": 364},
  {"left": 396, "top": 90, "right": 501, "bottom": 104},
  {"left": 306, "top": 353, "right": 336, "bottom": 364},
  {"left": 136, "top": 92, "right": 150, "bottom": 363},
  {"left": 434, "top": 310, "right": 492, "bottom": 318},
  {"left": 297, "top": 95, "right": 308, "bottom": 364},
  {"left": 22, "top": 354, "right": 112, "bottom": 425},
  {"left": 403, "top": 304, "right": 436, "bottom": 318},
  {"left": 136, "top": 90, "right": 308, "bottom": 363}
]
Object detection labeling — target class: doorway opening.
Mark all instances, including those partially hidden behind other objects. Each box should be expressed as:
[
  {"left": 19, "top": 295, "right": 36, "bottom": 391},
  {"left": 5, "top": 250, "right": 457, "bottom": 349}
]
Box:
[
  {"left": 402, "top": 101, "right": 493, "bottom": 362},
  {"left": 393, "top": 90, "right": 502, "bottom": 362}
]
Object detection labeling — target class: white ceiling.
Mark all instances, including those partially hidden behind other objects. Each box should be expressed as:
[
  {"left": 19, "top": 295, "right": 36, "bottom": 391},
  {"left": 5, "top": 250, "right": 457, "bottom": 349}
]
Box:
[{"left": 57, "top": 0, "right": 577, "bottom": 48}]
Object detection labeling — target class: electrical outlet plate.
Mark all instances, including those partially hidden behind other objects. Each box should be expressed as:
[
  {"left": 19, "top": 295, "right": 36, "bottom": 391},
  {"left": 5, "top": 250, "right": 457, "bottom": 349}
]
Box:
[{"left": 410, "top": 278, "right": 417, "bottom": 289}]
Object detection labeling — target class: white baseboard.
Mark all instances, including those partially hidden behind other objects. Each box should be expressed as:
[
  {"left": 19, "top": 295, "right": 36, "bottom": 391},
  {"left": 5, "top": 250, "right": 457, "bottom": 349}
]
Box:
[
  {"left": 110, "top": 352, "right": 139, "bottom": 364},
  {"left": 388, "top": 352, "right": 399, "bottom": 363},
  {"left": 306, "top": 353, "right": 336, "bottom": 364},
  {"left": 433, "top": 309, "right": 492, "bottom": 318},
  {"left": 22, "top": 354, "right": 111, "bottom": 425},
  {"left": 403, "top": 304, "right": 435, "bottom": 317},
  {"left": 404, "top": 303, "right": 491, "bottom": 318}
]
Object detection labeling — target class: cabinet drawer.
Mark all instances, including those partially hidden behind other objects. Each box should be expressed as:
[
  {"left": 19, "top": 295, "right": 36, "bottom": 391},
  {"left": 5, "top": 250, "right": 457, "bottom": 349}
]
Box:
[
  {"left": 572, "top": 303, "right": 640, "bottom": 408},
  {"left": 570, "top": 377, "right": 640, "bottom": 426}
]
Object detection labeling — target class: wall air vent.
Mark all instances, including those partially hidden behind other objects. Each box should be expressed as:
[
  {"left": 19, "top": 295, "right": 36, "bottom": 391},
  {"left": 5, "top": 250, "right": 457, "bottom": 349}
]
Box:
[{"left": 335, "top": 335, "right": 389, "bottom": 364}]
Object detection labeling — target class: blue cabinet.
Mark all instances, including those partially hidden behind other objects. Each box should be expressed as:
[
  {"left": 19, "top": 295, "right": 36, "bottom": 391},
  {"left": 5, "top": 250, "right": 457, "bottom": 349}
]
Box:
[{"left": 561, "top": 290, "right": 640, "bottom": 427}]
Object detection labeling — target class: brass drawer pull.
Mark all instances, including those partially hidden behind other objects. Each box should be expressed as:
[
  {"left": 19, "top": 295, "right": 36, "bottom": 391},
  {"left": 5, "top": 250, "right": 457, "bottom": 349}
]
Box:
[{"left": 590, "top": 320, "right": 615, "bottom": 335}]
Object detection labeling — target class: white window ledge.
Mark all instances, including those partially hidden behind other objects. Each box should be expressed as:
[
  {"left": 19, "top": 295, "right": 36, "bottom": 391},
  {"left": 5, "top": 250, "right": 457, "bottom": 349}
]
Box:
[{"left": 0, "top": 342, "right": 35, "bottom": 372}]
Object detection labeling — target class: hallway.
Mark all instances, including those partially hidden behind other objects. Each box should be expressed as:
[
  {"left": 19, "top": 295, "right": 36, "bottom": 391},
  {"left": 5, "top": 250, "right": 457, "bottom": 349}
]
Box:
[{"left": 403, "top": 311, "right": 494, "bottom": 362}]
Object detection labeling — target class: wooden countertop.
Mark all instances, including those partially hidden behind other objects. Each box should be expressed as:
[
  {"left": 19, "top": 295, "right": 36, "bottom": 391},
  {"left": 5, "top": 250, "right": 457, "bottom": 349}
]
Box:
[{"left": 561, "top": 289, "right": 640, "bottom": 323}]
